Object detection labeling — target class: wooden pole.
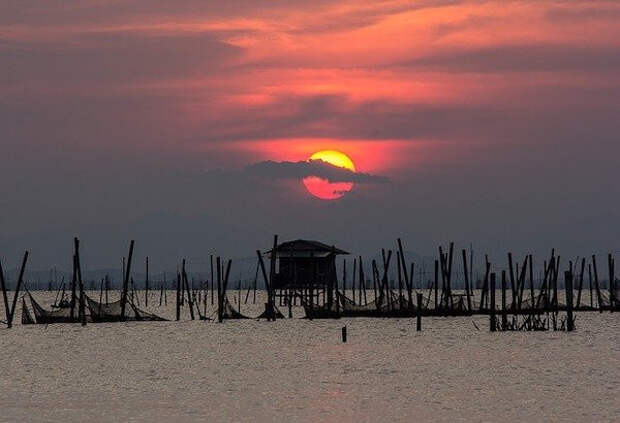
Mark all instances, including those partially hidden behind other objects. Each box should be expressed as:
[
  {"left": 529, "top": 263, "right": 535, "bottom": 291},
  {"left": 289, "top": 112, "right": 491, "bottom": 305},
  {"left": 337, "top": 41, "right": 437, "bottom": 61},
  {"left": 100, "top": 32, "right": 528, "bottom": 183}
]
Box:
[
  {"left": 352, "top": 258, "right": 356, "bottom": 303},
  {"left": 397, "top": 238, "right": 413, "bottom": 310},
  {"left": 434, "top": 259, "right": 439, "bottom": 310},
  {"left": 501, "top": 270, "right": 507, "bottom": 329},
  {"left": 608, "top": 253, "right": 615, "bottom": 312},
  {"left": 462, "top": 249, "right": 472, "bottom": 312},
  {"left": 397, "top": 253, "right": 403, "bottom": 310},
  {"left": 182, "top": 260, "right": 195, "bottom": 320},
  {"left": 7, "top": 251, "right": 28, "bottom": 327},
  {"left": 565, "top": 270, "right": 574, "bottom": 331},
  {"left": 216, "top": 257, "right": 222, "bottom": 322},
  {"left": 416, "top": 292, "right": 422, "bottom": 331},
  {"left": 174, "top": 272, "right": 180, "bottom": 320},
  {"left": 479, "top": 256, "right": 490, "bottom": 312},
  {"left": 70, "top": 254, "right": 77, "bottom": 320},
  {"left": 99, "top": 278, "right": 104, "bottom": 307},
  {"left": 359, "top": 256, "right": 367, "bottom": 305},
  {"left": 256, "top": 250, "right": 271, "bottom": 319},
  {"left": 0, "top": 259, "right": 11, "bottom": 328},
  {"left": 508, "top": 253, "right": 517, "bottom": 310},
  {"left": 120, "top": 240, "right": 135, "bottom": 321},
  {"left": 74, "top": 238, "right": 86, "bottom": 326},
  {"left": 576, "top": 258, "right": 585, "bottom": 307},
  {"left": 268, "top": 235, "right": 278, "bottom": 321},
  {"left": 145, "top": 256, "right": 149, "bottom": 308},
  {"left": 528, "top": 255, "right": 535, "bottom": 308},
  {"left": 592, "top": 255, "right": 602, "bottom": 311},
  {"left": 490, "top": 273, "right": 496, "bottom": 332},
  {"left": 221, "top": 260, "right": 232, "bottom": 310},
  {"left": 588, "top": 263, "right": 593, "bottom": 309},
  {"left": 210, "top": 255, "right": 214, "bottom": 306}
]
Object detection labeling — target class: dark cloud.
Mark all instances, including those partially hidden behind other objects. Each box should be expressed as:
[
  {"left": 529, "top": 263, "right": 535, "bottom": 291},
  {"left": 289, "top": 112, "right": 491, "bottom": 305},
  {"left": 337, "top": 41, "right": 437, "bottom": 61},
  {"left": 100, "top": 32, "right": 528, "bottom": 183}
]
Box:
[
  {"left": 1, "top": 32, "right": 239, "bottom": 88},
  {"left": 244, "top": 159, "right": 389, "bottom": 183},
  {"left": 401, "top": 44, "right": 620, "bottom": 73},
  {"left": 544, "top": 6, "right": 620, "bottom": 23}
]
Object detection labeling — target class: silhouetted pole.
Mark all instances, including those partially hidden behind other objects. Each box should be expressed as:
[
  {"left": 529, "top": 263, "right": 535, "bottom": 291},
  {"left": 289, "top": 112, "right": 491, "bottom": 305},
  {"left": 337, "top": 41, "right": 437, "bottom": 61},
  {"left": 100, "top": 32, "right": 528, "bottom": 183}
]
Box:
[
  {"left": 416, "top": 293, "right": 423, "bottom": 331},
  {"left": 576, "top": 258, "right": 585, "bottom": 308},
  {"left": 175, "top": 272, "right": 181, "bottom": 321},
  {"left": 74, "top": 237, "right": 86, "bottom": 326},
  {"left": 462, "top": 249, "right": 472, "bottom": 312},
  {"left": 608, "top": 253, "right": 615, "bottom": 312},
  {"left": 145, "top": 256, "right": 149, "bottom": 307},
  {"left": 592, "top": 255, "right": 602, "bottom": 311},
  {"left": 490, "top": 273, "right": 497, "bottom": 332},
  {"left": 268, "top": 235, "right": 278, "bottom": 321},
  {"left": 7, "top": 251, "right": 29, "bottom": 328},
  {"left": 210, "top": 255, "right": 214, "bottom": 306},
  {"left": 70, "top": 254, "right": 77, "bottom": 320},
  {"left": 501, "top": 270, "right": 507, "bottom": 329},
  {"left": 182, "top": 259, "right": 195, "bottom": 320},
  {"left": 508, "top": 253, "right": 517, "bottom": 310},
  {"left": 565, "top": 271, "right": 574, "bottom": 331},
  {"left": 217, "top": 257, "right": 222, "bottom": 322},
  {"left": 0, "top": 259, "right": 11, "bottom": 328},
  {"left": 119, "top": 240, "right": 135, "bottom": 321},
  {"left": 397, "top": 238, "right": 413, "bottom": 310},
  {"left": 434, "top": 259, "right": 439, "bottom": 310}
]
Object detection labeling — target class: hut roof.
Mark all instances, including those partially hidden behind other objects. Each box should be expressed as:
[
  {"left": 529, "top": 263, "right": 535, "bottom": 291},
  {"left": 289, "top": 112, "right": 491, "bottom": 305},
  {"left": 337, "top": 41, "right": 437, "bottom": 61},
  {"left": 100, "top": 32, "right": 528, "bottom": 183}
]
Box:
[{"left": 267, "top": 239, "right": 349, "bottom": 257}]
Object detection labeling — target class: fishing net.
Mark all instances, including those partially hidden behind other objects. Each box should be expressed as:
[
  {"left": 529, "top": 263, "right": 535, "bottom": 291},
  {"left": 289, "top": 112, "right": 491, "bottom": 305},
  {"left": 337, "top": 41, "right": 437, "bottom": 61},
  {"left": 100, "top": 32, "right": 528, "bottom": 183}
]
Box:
[
  {"left": 220, "top": 296, "right": 250, "bottom": 320},
  {"left": 21, "top": 297, "right": 35, "bottom": 325},
  {"left": 86, "top": 295, "right": 167, "bottom": 322},
  {"left": 256, "top": 302, "right": 285, "bottom": 319},
  {"left": 28, "top": 293, "right": 81, "bottom": 324}
]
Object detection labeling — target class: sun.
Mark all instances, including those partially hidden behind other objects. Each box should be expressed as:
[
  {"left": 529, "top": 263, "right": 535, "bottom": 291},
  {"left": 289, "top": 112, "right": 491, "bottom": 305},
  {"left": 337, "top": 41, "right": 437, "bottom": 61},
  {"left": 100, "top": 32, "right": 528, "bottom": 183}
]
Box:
[{"left": 303, "top": 150, "right": 356, "bottom": 200}]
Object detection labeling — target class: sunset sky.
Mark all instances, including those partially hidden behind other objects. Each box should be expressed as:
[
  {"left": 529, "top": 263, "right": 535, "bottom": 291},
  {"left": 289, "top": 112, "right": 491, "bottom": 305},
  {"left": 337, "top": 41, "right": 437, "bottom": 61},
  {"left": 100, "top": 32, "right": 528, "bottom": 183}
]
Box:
[{"left": 1, "top": 1, "right": 619, "bottom": 272}]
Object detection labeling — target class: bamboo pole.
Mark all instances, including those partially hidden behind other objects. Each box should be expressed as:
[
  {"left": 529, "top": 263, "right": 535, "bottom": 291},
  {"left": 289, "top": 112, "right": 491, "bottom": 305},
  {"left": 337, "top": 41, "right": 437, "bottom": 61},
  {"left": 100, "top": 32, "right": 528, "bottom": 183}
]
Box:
[
  {"left": 501, "top": 270, "right": 507, "bottom": 329},
  {"left": 210, "top": 255, "right": 214, "bottom": 306},
  {"left": 508, "top": 253, "right": 517, "bottom": 310},
  {"left": 0, "top": 259, "right": 11, "bottom": 327},
  {"left": 176, "top": 272, "right": 181, "bottom": 321},
  {"left": 565, "top": 270, "right": 574, "bottom": 331},
  {"left": 70, "top": 254, "right": 77, "bottom": 320},
  {"left": 145, "top": 256, "right": 149, "bottom": 308},
  {"left": 120, "top": 240, "right": 135, "bottom": 321},
  {"left": 216, "top": 257, "right": 222, "bottom": 322},
  {"left": 434, "top": 259, "right": 439, "bottom": 310},
  {"left": 256, "top": 250, "right": 271, "bottom": 318},
  {"left": 607, "top": 253, "right": 616, "bottom": 313},
  {"left": 576, "top": 258, "right": 585, "bottom": 307},
  {"left": 397, "top": 238, "right": 413, "bottom": 310},
  {"left": 462, "top": 249, "right": 472, "bottom": 312},
  {"left": 359, "top": 256, "right": 367, "bottom": 305},
  {"left": 7, "top": 251, "right": 28, "bottom": 327},
  {"left": 74, "top": 238, "right": 86, "bottom": 326},
  {"left": 416, "top": 293, "right": 422, "bottom": 331},
  {"left": 592, "top": 255, "right": 602, "bottom": 311},
  {"left": 182, "top": 260, "right": 195, "bottom": 320},
  {"left": 268, "top": 235, "right": 278, "bottom": 320},
  {"left": 490, "top": 273, "right": 496, "bottom": 332}
]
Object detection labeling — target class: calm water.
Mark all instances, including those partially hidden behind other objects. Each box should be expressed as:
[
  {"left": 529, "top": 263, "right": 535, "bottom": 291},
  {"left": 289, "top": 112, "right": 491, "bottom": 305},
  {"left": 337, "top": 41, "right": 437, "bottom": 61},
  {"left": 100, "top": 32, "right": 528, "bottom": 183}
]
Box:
[{"left": 0, "top": 291, "right": 618, "bottom": 422}]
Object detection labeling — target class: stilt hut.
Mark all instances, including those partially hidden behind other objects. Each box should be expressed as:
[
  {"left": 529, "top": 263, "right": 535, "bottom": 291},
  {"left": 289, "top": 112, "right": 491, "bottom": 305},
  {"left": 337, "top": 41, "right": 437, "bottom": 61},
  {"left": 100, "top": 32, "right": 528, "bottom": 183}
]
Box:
[{"left": 270, "top": 239, "right": 348, "bottom": 289}]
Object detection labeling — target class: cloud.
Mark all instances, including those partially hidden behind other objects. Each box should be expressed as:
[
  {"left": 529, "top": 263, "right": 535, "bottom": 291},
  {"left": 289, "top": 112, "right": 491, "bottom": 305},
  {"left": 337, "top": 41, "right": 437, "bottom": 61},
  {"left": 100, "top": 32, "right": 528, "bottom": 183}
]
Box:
[
  {"left": 244, "top": 159, "right": 389, "bottom": 183},
  {"left": 401, "top": 44, "right": 620, "bottom": 73}
]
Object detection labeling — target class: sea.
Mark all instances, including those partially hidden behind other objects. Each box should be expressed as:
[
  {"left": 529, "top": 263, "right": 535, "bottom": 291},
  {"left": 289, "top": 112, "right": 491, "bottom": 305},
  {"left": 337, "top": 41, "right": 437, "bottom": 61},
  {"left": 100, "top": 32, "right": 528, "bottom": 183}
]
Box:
[{"left": 0, "top": 290, "right": 618, "bottom": 422}]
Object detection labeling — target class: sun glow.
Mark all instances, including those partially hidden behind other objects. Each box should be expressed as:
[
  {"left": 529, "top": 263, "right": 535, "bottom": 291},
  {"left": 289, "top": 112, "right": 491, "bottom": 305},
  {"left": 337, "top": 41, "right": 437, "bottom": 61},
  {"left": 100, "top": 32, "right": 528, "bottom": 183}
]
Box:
[
  {"left": 303, "top": 150, "right": 356, "bottom": 200},
  {"left": 309, "top": 150, "right": 356, "bottom": 172}
]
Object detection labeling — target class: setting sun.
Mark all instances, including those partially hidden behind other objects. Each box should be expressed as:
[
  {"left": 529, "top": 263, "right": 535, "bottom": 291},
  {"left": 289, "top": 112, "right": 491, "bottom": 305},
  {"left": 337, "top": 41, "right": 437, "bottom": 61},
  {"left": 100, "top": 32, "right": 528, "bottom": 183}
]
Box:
[{"left": 303, "top": 150, "right": 356, "bottom": 200}]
